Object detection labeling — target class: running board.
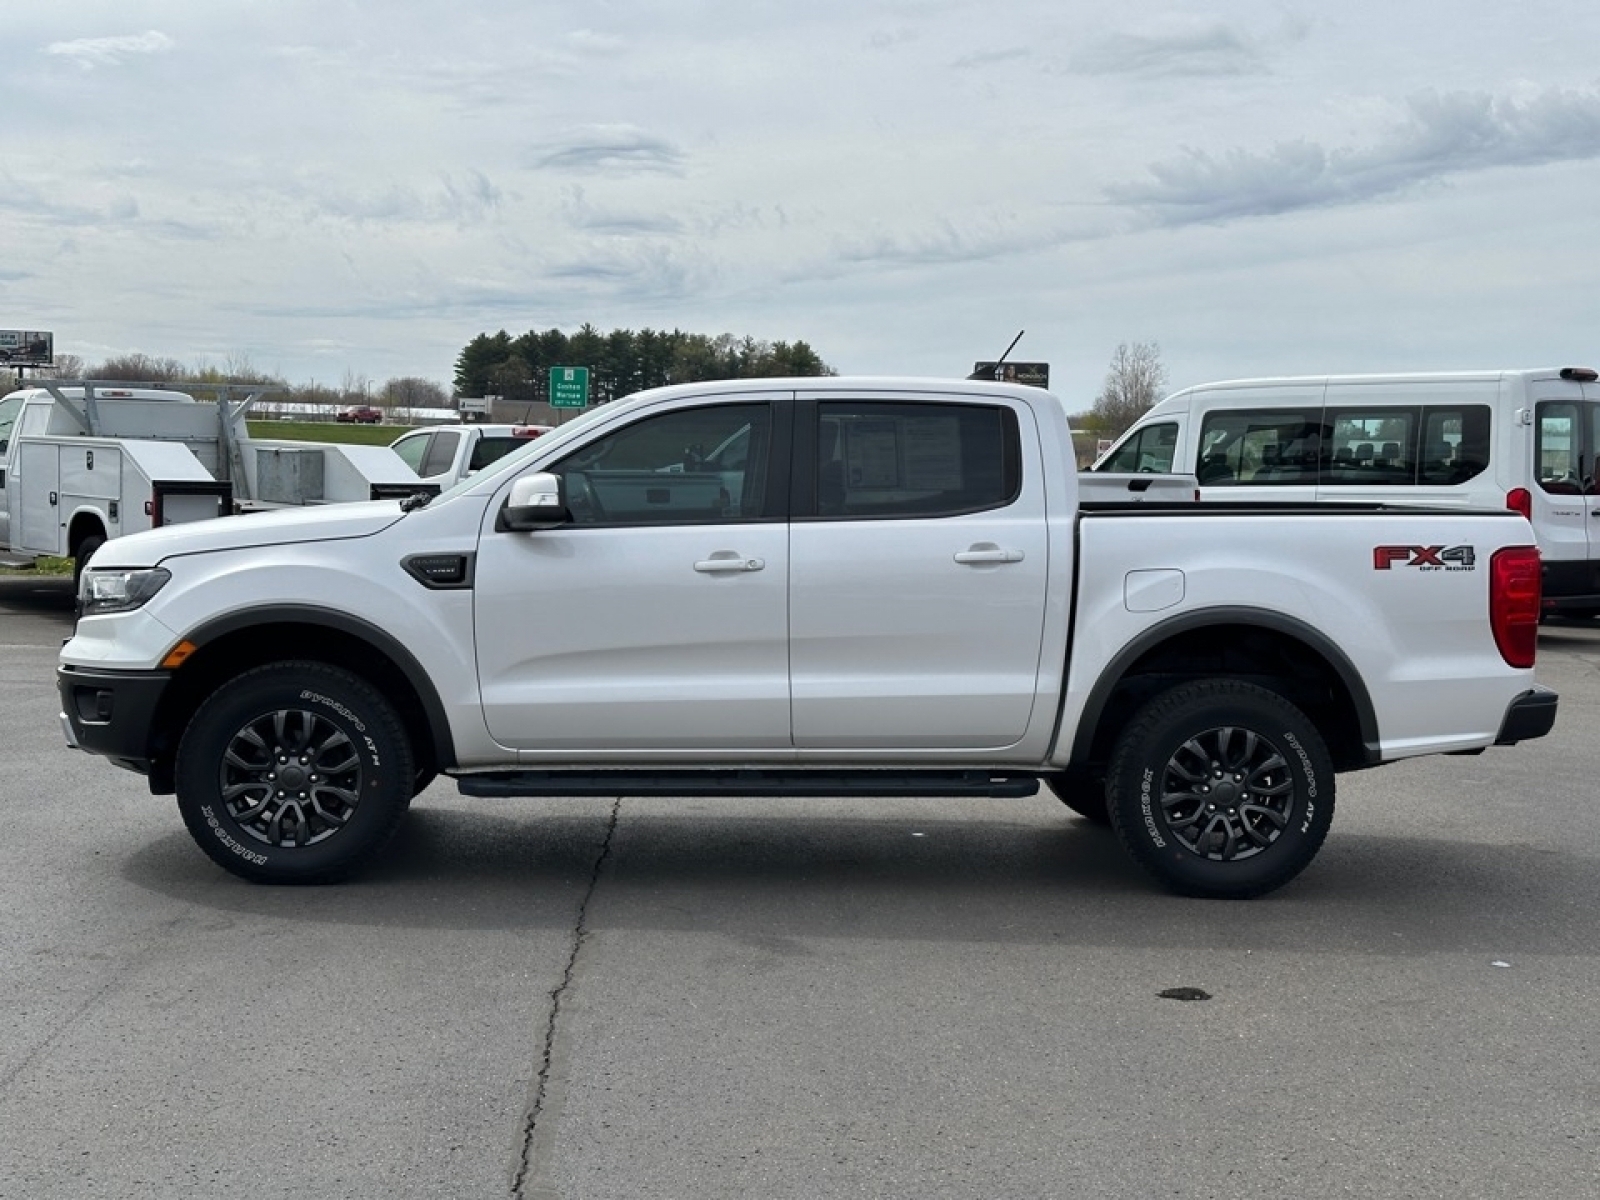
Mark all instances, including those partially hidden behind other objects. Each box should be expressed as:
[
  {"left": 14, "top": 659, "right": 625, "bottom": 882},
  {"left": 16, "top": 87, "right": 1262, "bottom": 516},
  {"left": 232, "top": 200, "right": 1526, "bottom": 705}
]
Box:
[{"left": 455, "top": 769, "right": 1042, "bottom": 799}]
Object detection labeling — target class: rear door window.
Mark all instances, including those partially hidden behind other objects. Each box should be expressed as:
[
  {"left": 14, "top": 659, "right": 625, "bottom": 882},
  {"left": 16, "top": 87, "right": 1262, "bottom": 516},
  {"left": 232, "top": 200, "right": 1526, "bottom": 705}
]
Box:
[{"left": 812, "top": 401, "right": 1018, "bottom": 518}]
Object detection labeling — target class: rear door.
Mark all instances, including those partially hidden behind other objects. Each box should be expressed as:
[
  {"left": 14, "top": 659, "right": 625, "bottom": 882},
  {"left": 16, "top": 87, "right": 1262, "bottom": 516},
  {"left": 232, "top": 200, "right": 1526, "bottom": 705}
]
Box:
[
  {"left": 1531, "top": 384, "right": 1600, "bottom": 601},
  {"left": 787, "top": 390, "right": 1049, "bottom": 750}
]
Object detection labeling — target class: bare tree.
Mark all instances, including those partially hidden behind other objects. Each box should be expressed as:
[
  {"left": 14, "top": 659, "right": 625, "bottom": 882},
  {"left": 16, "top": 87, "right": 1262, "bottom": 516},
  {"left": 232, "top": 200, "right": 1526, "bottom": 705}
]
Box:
[
  {"left": 1091, "top": 342, "right": 1168, "bottom": 437},
  {"left": 48, "top": 353, "right": 86, "bottom": 379},
  {"left": 93, "top": 353, "right": 188, "bottom": 383},
  {"left": 381, "top": 377, "right": 448, "bottom": 408},
  {"left": 339, "top": 368, "right": 372, "bottom": 407}
]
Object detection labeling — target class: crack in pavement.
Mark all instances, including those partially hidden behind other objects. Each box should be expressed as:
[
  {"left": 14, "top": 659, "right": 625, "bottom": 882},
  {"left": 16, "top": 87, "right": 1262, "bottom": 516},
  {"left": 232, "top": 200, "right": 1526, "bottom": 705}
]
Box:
[{"left": 511, "top": 797, "right": 621, "bottom": 1198}]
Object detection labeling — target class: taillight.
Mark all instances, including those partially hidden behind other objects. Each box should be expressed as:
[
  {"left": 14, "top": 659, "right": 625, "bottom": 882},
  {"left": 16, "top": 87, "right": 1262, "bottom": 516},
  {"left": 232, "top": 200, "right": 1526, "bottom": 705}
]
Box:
[
  {"left": 1490, "top": 546, "right": 1541, "bottom": 668},
  {"left": 1505, "top": 487, "right": 1532, "bottom": 520}
]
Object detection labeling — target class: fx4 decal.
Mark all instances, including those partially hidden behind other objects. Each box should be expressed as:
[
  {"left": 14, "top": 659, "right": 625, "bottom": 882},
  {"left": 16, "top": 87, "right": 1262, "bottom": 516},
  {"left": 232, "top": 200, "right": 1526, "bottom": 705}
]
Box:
[{"left": 1373, "top": 545, "right": 1476, "bottom": 571}]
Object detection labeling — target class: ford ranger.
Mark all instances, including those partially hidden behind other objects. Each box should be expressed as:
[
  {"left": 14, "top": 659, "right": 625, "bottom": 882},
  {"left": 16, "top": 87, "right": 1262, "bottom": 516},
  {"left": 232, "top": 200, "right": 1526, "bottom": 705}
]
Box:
[{"left": 57, "top": 377, "right": 1557, "bottom": 897}]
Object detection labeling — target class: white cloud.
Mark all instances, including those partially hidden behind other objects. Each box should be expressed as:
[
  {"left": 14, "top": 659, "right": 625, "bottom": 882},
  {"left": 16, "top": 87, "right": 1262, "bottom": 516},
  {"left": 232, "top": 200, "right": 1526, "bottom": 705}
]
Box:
[
  {"left": 1109, "top": 86, "right": 1600, "bottom": 224},
  {"left": 45, "top": 30, "right": 174, "bottom": 71},
  {"left": 527, "top": 126, "right": 688, "bottom": 175},
  {"left": 1071, "top": 22, "right": 1269, "bottom": 77}
]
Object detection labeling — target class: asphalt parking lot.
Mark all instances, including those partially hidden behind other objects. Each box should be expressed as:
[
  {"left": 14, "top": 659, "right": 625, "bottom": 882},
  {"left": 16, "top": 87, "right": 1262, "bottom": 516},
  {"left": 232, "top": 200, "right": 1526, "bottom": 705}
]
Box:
[{"left": 2, "top": 572, "right": 1597, "bottom": 1199}]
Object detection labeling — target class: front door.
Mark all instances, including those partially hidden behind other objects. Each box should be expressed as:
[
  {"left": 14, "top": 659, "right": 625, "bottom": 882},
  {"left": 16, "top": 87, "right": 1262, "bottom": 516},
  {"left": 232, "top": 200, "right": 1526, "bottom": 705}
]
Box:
[{"left": 474, "top": 399, "right": 793, "bottom": 753}]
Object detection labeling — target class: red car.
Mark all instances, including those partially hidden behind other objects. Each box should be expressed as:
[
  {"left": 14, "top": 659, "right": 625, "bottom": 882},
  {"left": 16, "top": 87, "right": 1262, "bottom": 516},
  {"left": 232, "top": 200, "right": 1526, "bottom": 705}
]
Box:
[{"left": 337, "top": 405, "right": 384, "bottom": 424}]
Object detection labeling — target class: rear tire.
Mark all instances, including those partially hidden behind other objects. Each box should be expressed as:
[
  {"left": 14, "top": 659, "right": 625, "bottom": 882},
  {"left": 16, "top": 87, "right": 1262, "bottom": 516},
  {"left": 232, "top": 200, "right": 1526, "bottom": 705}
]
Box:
[
  {"left": 1105, "top": 679, "right": 1334, "bottom": 899},
  {"left": 174, "top": 661, "right": 414, "bottom": 883},
  {"left": 72, "top": 533, "right": 105, "bottom": 587}
]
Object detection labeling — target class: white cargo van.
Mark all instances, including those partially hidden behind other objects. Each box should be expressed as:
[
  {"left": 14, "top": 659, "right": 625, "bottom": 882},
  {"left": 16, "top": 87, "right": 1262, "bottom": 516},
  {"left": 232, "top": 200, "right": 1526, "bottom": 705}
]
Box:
[{"left": 1092, "top": 367, "right": 1600, "bottom": 617}]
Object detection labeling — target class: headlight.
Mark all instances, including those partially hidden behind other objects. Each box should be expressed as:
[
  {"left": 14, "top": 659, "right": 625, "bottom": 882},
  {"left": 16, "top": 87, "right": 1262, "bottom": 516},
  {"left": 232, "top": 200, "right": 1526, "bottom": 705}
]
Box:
[{"left": 79, "top": 567, "right": 171, "bottom": 616}]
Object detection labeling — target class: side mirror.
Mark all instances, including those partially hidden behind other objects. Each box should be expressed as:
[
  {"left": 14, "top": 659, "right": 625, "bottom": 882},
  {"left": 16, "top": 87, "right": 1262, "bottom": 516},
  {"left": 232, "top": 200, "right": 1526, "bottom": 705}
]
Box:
[{"left": 496, "top": 472, "right": 570, "bottom": 532}]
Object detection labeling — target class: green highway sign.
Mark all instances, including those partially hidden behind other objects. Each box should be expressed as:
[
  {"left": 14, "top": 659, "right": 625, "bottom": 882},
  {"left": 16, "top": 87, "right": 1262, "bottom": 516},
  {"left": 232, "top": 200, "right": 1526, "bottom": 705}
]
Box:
[{"left": 549, "top": 366, "right": 590, "bottom": 409}]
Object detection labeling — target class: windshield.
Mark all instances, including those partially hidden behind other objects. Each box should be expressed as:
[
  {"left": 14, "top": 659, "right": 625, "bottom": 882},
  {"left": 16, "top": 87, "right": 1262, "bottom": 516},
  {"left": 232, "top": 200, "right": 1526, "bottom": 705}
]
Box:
[{"left": 0, "top": 393, "right": 22, "bottom": 449}]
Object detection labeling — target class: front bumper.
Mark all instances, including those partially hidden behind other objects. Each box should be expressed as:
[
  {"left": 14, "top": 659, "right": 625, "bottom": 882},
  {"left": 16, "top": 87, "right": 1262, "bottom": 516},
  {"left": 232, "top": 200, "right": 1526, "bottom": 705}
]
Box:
[
  {"left": 1494, "top": 686, "right": 1559, "bottom": 745},
  {"left": 57, "top": 664, "right": 173, "bottom": 774}
]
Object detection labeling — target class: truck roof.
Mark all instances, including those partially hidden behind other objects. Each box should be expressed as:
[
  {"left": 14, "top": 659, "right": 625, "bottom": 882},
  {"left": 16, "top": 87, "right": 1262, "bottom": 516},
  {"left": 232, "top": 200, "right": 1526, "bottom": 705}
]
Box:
[{"left": 8, "top": 385, "right": 197, "bottom": 403}]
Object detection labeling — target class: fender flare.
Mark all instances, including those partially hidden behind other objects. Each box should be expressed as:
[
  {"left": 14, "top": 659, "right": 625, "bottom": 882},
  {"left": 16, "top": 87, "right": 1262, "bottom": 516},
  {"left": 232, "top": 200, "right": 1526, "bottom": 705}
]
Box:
[
  {"left": 1066, "top": 605, "right": 1381, "bottom": 767},
  {"left": 178, "top": 603, "right": 457, "bottom": 769}
]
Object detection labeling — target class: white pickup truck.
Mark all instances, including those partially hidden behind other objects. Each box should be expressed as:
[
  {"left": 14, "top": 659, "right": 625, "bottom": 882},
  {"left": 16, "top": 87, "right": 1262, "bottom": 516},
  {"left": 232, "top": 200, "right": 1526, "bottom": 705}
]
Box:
[
  {"left": 387, "top": 422, "right": 552, "bottom": 490},
  {"left": 57, "top": 376, "right": 1557, "bottom": 898}
]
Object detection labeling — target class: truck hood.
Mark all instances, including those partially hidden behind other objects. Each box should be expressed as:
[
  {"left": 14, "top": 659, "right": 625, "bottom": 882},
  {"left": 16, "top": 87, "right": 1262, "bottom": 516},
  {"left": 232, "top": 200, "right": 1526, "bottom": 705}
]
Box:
[{"left": 91, "top": 501, "right": 407, "bottom": 568}]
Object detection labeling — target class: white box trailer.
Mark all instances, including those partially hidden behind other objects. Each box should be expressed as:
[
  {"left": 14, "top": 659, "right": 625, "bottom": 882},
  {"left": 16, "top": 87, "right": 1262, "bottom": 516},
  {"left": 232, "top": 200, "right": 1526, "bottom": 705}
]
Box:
[{"left": 0, "top": 380, "right": 430, "bottom": 577}]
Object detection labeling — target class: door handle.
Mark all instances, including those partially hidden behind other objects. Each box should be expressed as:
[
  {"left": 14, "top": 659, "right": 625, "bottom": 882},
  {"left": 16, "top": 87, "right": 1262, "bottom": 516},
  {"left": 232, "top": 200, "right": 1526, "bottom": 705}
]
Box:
[
  {"left": 694, "top": 554, "right": 765, "bottom": 573},
  {"left": 953, "top": 544, "right": 1024, "bottom": 564}
]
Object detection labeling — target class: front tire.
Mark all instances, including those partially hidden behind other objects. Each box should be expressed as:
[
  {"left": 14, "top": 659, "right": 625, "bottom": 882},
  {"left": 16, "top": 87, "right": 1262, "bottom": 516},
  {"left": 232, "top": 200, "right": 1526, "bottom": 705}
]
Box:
[
  {"left": 1106, "top": 680, "right": 1334, "bottom": 899},
  {"left": 1047, "top": 767, "right": 1110, "bottom": 825},
  {"left": 175, "top": 662, "right": 414, "bottom": 883}
]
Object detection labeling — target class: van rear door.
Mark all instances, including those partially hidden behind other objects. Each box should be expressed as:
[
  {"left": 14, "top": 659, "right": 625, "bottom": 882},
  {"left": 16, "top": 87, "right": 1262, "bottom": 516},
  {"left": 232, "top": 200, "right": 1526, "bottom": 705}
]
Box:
[{"left": 1529, "top": 380, "right": 1600, "bottom": 611}]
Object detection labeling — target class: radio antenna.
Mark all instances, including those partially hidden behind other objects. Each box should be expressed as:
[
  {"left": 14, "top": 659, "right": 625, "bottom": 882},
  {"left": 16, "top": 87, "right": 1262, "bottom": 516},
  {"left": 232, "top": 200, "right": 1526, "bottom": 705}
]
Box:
[{"left": 967, "top": 330, "right": 1025, "bottom": 380}]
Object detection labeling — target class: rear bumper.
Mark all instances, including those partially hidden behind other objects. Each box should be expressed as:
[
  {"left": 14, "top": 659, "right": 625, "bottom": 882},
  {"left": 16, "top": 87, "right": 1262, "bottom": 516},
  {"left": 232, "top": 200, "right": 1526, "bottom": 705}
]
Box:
[
  {"left": 1494, "top": 686, "right": 1559, "bottom": 745},
  {"left": 1541, "top": 561, "right": 1600, "bottom": 614},
  {"left": 57, "top": 665, "right": 171, "bottom": 774}
]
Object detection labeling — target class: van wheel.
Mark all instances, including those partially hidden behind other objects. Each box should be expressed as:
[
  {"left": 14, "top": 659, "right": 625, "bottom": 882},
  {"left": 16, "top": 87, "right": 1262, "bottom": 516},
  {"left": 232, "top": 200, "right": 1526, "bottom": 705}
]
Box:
[
  {"left": 174, "top": 661, "right": 414, "bottom": 883},
  {"left": 1105, "top": 680, "right": 1334, "bottom": 899},
  {"left": 1046, "top": 767, "right": 1109, "bottom": 824}
]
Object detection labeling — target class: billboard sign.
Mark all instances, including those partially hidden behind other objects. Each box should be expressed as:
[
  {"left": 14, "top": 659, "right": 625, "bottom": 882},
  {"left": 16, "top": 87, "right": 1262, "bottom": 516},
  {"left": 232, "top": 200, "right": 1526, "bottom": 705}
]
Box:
[
  {"left": 0, "top": 330, "right": 53, "bottom": 367},
  {"left": 972, "top": 360, "right": 1049, "bottom": 388}
]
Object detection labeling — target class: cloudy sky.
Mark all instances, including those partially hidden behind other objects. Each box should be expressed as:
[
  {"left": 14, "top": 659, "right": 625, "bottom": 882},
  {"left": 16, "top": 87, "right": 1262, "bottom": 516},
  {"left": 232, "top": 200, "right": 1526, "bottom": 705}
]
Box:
[{"left": 4, "top": 1, "right": 1600, "bottom": 403}]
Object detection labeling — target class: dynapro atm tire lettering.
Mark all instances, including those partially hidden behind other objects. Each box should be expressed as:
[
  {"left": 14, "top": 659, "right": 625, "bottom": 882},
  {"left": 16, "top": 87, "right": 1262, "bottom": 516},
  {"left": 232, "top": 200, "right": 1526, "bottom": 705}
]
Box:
[{"left": 1373, "top": 545, "right": 1477, "bottom": 571}]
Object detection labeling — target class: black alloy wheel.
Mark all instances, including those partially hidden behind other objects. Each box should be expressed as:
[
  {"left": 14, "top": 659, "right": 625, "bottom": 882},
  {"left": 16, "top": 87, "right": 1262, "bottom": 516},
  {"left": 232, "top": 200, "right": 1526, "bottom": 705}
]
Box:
[
  {"left": 175, "top": 661, "right": 413, "bottom": 883},
  {"left": 1106, "top": 679, "right": 1335, "bottom": 899}
]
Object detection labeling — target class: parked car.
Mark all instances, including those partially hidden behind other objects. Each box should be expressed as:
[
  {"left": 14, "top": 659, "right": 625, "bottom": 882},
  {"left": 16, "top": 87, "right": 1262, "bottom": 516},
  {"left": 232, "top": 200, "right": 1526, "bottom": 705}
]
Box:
[
  {"left": 389, "top": 423, "right": 551, "bottom": 488},
  {"left": 337, "top": 405, "right": 384, "bottom": 424}
]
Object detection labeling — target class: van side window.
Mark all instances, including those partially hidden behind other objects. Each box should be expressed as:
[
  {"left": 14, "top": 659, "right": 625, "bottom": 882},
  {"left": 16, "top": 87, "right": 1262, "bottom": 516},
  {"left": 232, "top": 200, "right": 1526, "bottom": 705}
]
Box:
[
  {"left": 1201, "top": 404, "right": 1492, "bottom": 487},
  {"left": 1098, "top": 422, "right": 1177, "bottom": 473},
  {"left": 1197, "top": 411, "right": 1325, "bottom": 486},
  {"left": 1324, "top": 411, "right": 1416, "bottom": 484},
  {"left": 1419, "top": 407, "right": 1490, "bottom": 485}
]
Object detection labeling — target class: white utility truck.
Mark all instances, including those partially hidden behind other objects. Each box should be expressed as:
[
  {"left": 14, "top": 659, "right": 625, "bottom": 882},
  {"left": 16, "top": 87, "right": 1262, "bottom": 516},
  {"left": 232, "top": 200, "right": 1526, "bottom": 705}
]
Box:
[
  {"left": 58, "top": 377, "right": 1556, "bottom": 898},
  {"left": 0, "top": 380, "right": 428, "bottom": 577}
]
